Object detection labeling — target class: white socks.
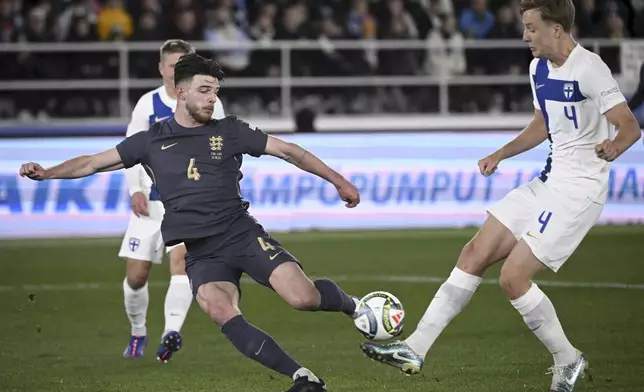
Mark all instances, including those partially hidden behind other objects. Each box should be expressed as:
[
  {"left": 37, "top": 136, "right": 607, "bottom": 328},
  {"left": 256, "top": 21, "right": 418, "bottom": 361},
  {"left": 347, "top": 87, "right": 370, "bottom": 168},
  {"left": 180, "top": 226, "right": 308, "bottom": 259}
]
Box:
[
  {"left": 405, "top": 267, "right": 482, "bottom": 357},
  {"left": 123, "top": 278, "right": 149, "bottom": 336},
  {"left": 123, "top": 275, "right": 192, "bottom": 339},
  {"left": 162, "top": 275, "right": 193, "bottom": 338},
  {"left": 510, "top": 283, "right": 577, "bottom": 366}
]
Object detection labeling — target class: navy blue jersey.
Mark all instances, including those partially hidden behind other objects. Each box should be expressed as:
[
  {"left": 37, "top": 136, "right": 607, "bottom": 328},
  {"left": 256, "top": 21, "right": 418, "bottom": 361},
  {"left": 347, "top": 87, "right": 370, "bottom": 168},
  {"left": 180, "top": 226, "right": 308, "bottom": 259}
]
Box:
[{"left": 116, "top": 116, "right": 268, "bottom": 246}]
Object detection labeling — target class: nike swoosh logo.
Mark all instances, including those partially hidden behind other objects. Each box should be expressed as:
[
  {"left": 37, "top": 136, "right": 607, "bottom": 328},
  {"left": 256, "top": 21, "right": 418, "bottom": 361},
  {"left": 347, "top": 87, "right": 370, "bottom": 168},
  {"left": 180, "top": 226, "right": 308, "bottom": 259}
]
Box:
[
  {"left": 155, "top": 116, "right": 170, "bottom": 123},
  {"left": 392, "top": 352, "right": 408, "bottom": 362},
  {"left": 565, "top": 363, "right": 583, "bottom": 385},
  {"left": 161, "top": 143, "right": 178, "bottom": 150},
  {"left": 536, "top": 84, "right": 545, "bottom": 89},
  {"left": 269, "top": 251, "right": 283, "bottom": 260},
  {"left": 255, "top": 340, "right": 266, "bottom": 355},
  {"left": 525, "top": 231, "right": 539, "bottom": 239}
]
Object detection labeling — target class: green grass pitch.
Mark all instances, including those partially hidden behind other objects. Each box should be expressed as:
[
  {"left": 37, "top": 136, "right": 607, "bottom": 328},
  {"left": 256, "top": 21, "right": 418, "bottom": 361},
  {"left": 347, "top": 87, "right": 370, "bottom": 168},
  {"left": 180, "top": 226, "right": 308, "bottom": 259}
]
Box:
[{"left": 0, "top": 226, "right": 643, "bottom": 391}]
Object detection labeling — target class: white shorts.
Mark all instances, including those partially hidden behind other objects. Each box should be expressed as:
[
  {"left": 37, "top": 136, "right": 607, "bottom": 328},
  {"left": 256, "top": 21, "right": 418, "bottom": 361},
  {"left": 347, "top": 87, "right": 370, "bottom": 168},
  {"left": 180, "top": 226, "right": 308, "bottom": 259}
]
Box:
[
  {"left": 118, "top": 202, "right": 183, "bottom": 264},
  {"left": 487, "top": 178, "right": 603, "bottom": 272}
]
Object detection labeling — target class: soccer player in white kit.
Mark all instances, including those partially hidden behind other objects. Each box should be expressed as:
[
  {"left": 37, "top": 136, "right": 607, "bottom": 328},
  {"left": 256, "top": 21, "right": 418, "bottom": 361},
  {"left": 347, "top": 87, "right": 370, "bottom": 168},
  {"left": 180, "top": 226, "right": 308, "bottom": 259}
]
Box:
[
  {"left": 361, "top": 1, "right": 642, "bottom": 391},
  {"left": 119, "top": 39, "right": 225, "bottom": 363}
]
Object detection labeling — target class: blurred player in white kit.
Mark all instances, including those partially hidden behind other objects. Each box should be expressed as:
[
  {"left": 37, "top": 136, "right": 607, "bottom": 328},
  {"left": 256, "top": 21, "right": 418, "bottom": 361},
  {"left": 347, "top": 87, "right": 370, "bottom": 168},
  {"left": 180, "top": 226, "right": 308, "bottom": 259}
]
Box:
[
  {"left": 119, "top": 39, "right": 225, "bottom": 362},
  {"left": 361, "top": 1, "right": 642, "bottom": 391}
]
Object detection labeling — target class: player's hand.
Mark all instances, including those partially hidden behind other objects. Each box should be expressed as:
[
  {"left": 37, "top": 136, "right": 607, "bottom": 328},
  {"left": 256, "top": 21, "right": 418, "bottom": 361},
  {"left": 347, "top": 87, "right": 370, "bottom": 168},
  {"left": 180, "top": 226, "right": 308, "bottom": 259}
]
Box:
[
  {"left": 19, "top": 162, "right": 47, "bottom": 181},
  {"left": 336, "top": 180, "right": 360, "bottom": 208},
  {"left": 130, "top": 192, "right": 149, "bottom": 217},
  {"left": 595, "top": 139, "right": 619, "bottom": 162},
  {"left": 478, "top": 152, "right": 501, "bottom": 177}
]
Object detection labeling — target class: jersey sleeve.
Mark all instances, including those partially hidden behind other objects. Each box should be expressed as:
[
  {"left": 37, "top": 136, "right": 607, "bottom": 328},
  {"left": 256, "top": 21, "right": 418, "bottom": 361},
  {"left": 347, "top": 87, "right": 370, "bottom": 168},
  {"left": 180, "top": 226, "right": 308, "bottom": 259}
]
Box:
[
  {"left": 116, "top": 131, "right": 150, "bottom": 169},
  {"left": 529, "top": 58, "right": 539, "bottom": 110},
  {"left": 579, "top": 59, "right": 626, "bottom": 114},
  {"left": 126, "top": 94, "right": 152, "bottom": 137},
  {"left": 234, "top": 118, "right": 268, "bottom": 157},
  {"left": 125, "top": 94, "right": 152, "bottom": 194}
]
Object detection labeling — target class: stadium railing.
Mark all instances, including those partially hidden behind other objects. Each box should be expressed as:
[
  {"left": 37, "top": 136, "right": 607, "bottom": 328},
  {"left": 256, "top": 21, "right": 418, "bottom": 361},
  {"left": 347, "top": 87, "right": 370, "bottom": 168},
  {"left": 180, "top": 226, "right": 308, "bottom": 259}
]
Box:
[{"left": 0, "top": 38, "right": 643, "bottom": 134}]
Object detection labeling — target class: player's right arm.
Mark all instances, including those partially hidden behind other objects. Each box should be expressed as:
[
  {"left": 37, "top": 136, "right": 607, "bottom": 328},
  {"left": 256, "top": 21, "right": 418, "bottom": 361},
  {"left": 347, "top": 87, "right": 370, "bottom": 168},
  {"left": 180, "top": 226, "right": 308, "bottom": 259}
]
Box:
[
  {"left": 19, "top": 131, "right": 150, "bottom": 181},
  {"left": 20, "top": 148, "right": 124, "bottom": 181},
  {"left": 494, "top": 109, "right": 548, "bottom": 159}
]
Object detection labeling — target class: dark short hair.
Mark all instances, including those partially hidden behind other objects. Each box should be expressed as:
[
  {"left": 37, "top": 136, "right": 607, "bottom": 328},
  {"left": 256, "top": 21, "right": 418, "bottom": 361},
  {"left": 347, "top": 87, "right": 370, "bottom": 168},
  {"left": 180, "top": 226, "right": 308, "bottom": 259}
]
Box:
[
  {"left": 173, "top": 53, "right": 225, "bottom": 86},
  {"left": 160, "top": 39, "right": 195, "bottom": 60},
  {"left": 520, "top": 0, "right": 575, "bottom": 32}
]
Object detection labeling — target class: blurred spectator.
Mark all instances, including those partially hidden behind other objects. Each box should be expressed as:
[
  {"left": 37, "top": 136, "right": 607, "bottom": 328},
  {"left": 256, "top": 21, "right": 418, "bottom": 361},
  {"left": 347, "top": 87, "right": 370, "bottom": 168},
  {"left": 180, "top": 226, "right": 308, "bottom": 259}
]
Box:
[
  {"left": 425, "top": 13, "right": 465, "bottom": 77},
  {"left": 56, "top": 0, "right": 97, "bottom": 41},
  {"left": 379, "top": 0, "right": 419, "bottom": 75},
  {"left": 132, "top": 12, "right": 161, "bottom": 41},
  {"left": 602, "top": 11, "right": 628, "bottom": 38},
  {"left": 313, "top": 9, "right": 350, "bottom": 76},
  {"left": 344, "top": 0, "right": 376, "bottom": 74},
  {"left": 459, "top": 0, "right": 494, "bottom": 39},
  {"left": 488, "top": 5, "right": 523, "bottom": 75},
  {"left": 204, "top": 6, "right": 252, "bottom": 75},
  {"left": 346, "top": 0, "right": 376, "bottom": 39},
  {"left": 633, "top": 0, "right": 644, "bottom": 37},
  {"left": 575, "top": 0, "right": 600, "bottom": 37},
  {"left": 22, "top": 6, "right": 52, "bottom": 43},
  {"left": 0, "top": 0, "right": 21, "bottom": 42},
  {"left": 130, "top": 12, "right": 162, "bottom": 78},
  {"left": 276, "top": 2, "right": 313, "bottom": 76},
  {"left": 248, "top": 2, "right": 279, "bottom": 77},
  {"left": 96, "top": 0, "right": 132, "bottom": 40},
  {"left": 171, "top": 9, "right": 201, "bottom": 41}
]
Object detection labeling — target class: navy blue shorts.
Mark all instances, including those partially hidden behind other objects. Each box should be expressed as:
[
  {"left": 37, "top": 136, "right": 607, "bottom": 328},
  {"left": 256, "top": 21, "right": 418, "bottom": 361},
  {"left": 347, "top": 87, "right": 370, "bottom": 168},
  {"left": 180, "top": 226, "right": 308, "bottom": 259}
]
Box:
[{"left": 184, "top": 220, "right": 300, "bottom": 296}]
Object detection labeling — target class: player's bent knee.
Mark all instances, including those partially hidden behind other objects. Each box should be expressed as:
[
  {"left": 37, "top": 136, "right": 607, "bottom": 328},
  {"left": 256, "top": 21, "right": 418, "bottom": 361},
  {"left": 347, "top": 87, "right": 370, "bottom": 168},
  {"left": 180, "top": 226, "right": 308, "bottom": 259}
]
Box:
[
  {"left": 197, "top": 295, "right": 240, "bottom": 325},
  {"left": 168, "top": 247, "right": 187, "bottom": 275},
  {"left": 126, "top": 259, "right": 152, "bottom": 289},
  {"left": 456, "top": 240, "right": 492, "bottom": 276},
  {"left": 286, "top": 287, "right": 321, "bottom": 311},
  {"left": 195, "top": 283, "right": 241, "bottom": 326},
  {"left": 499, "top": 265, "right": 531, "bottom": 300}
]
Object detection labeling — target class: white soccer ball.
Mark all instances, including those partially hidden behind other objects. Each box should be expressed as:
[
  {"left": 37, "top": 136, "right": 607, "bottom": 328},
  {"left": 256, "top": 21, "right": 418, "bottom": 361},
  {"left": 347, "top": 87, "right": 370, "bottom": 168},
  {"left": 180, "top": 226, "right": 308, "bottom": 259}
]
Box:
[{"left": 353, "top": 291, "right": 405, "bottom": 341}]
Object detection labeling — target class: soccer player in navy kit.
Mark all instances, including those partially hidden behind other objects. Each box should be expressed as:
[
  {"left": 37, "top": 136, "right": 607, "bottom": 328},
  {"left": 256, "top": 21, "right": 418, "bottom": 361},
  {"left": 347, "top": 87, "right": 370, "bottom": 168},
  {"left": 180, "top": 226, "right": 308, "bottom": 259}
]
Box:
[{"left": 20, "top": 53, "right": 363, "bottom": 392}]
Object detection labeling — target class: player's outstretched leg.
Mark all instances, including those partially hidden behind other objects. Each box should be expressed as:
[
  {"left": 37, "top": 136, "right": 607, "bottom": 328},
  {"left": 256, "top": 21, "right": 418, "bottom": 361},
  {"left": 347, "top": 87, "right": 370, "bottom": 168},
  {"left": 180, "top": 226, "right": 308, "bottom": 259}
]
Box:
[
  {"left": 500, "top": 240, "right": 588, "bottom": 392},
  {"left": 360, "top": 215, "right": 517, "bottom": 375},
  {"left": 123, "top": 259, "right": 152, "bottom": 358},
  {"left": 195, "top": 281, "right": 326, "bottom": 392},
  {"left": 157, "top": 245, "right": 192, "bottom": 363}
]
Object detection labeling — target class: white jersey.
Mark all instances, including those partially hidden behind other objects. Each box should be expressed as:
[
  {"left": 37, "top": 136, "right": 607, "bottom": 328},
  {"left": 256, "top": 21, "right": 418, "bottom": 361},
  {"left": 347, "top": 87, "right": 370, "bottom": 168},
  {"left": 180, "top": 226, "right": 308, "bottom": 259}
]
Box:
[
  {"left": 529, "top": 44, "right": 626, "bottom": 203},
  {"left": 125, "top": 86, "right": 226, "bottom": 200}
]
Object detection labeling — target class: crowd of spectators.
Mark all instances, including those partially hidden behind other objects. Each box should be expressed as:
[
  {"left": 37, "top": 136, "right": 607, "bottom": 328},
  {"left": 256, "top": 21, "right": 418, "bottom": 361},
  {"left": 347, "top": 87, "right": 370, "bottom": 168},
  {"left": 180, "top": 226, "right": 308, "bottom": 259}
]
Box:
[{"left": 1, "top": 0, "right": 642, "bottom": 119}]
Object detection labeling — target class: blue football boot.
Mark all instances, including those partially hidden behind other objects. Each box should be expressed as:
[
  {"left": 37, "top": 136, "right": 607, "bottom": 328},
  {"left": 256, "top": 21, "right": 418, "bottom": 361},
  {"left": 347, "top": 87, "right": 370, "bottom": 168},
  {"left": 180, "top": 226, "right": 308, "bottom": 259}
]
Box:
[
  {"left": 123, "top": 335, "right": 146, "bottom": 358},
  {"left": 156, "top": 331, "right": 182, "bottom": 363}
]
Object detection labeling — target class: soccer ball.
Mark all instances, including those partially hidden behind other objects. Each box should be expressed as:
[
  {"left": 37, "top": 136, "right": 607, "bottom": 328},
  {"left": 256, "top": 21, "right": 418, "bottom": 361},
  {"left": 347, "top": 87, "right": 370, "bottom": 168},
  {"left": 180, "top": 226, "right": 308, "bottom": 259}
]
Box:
[{"left": 353, "top": 291, "right": 405, "bottom": 341}]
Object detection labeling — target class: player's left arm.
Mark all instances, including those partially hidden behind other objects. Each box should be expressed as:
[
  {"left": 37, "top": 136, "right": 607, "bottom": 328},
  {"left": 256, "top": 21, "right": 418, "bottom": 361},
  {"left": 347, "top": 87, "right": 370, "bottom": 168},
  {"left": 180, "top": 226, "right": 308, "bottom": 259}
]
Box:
[
  {"left": 235, "top": 119, "right": 359, "bottom": 207},
  {"left": 264, "top": 136, "right": 360, "bottom": 207},
  {"left": 598, "top": 102, "right": 642, "bottom": 161},
  {"left": 580, "top": 60, "right": 642, "bottom": 161}
]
